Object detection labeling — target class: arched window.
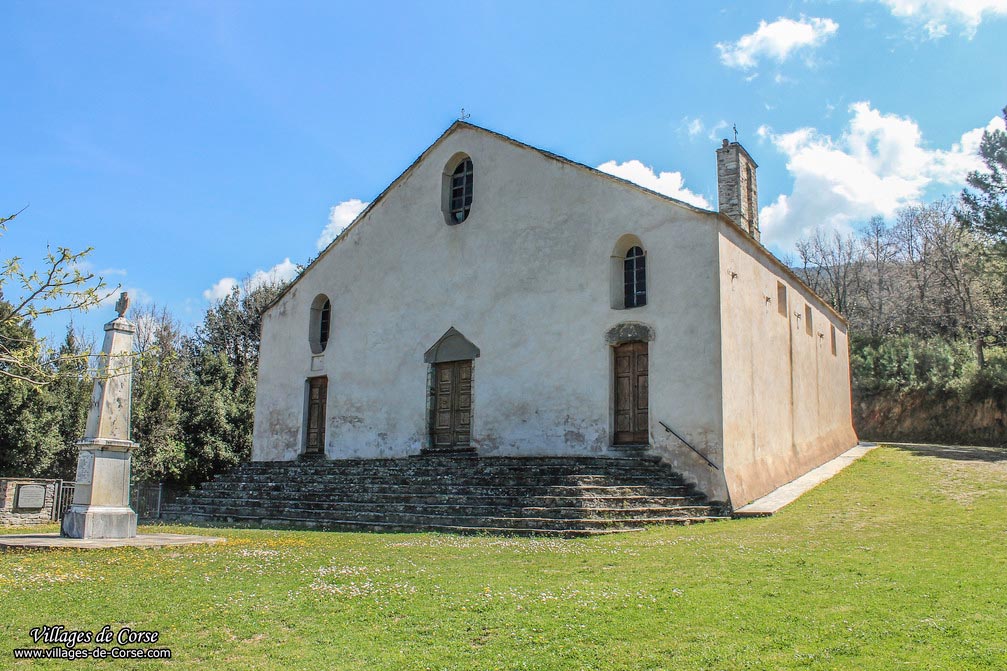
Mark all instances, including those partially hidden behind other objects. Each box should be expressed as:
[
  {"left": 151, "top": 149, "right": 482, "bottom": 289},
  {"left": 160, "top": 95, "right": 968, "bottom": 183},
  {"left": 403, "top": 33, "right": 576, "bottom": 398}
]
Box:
[
  {"left": 309, "top": 295, "right": 331, "bottom": 354},
  {"left": 449, "top": 158, "right": 474, "bottom": 224},
  {"left": 624, "top": 246, "right": 646, "bottom": 308},
  {"left": 319, "top": 299, "right": 331, "bottom": 348},
  {"left": 610, "top": 234, "right": 647, "bottom": 310}
]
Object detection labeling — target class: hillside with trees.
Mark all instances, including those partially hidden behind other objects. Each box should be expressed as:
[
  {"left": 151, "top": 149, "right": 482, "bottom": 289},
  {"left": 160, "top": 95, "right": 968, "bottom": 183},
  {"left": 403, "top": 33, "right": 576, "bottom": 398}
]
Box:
[{"left": 795, "top": 106, "right": 1007, "bottom": 445}]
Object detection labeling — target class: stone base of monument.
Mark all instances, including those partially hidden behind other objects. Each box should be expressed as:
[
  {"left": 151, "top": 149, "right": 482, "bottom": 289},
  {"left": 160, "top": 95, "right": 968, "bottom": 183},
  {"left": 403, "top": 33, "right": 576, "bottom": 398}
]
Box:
[
  {"left": 61, "top": 504, "right": 138, "bottom": 539},
  {"left": 62, "top": 441, "right": 140, "bottom": 540}
]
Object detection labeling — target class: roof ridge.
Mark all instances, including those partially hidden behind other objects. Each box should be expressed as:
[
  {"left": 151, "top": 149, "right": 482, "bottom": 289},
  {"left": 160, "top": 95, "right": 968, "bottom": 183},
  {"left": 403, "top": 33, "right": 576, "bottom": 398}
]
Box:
[{"left": 262, "top": 119, "right": 846, "bottom": 326}]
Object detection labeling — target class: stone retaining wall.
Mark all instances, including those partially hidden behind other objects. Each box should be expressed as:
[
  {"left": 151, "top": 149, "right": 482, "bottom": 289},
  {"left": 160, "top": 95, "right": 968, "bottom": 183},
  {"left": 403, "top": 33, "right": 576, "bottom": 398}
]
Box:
[{"left": 0, "top": 478, "right": 59, "bottom": 526}]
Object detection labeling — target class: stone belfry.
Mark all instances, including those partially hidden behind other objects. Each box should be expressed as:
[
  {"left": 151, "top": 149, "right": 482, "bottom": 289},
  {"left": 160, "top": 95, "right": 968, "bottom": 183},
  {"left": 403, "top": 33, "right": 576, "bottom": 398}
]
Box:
[{"left": 716, "top": 138, "right": 760, "bottom": 242}]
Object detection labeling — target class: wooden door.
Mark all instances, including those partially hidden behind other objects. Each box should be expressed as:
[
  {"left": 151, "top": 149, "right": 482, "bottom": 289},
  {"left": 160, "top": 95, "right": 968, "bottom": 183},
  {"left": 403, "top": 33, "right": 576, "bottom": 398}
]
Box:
[
  {"left": 614, "top": 342, "right": 649, "bottom": 444},
  {"left": 305, "top": 376, "right": 328, "bottom": 455},
  {"left": 431, "top": 360, "right": 472, "bottom": 449}
]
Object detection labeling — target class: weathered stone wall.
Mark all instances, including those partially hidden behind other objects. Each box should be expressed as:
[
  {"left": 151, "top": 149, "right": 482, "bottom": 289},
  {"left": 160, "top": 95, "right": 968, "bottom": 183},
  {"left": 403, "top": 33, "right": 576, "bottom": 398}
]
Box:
[
  {"left": 715, "top": 140, "right": 759, "bottom": 241},
  {"left": 0, "top": 479, "right": 58, "bottom": 526},
  {"left": 716, "top": 220, "right": 858, "bottom": 507}
]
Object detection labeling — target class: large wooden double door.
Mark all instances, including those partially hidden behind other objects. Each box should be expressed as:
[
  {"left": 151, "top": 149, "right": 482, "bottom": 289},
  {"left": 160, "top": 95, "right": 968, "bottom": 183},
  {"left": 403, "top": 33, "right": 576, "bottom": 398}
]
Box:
[
  {"left": 430, "top": 360, "right": 472, "bottom": 450},
  {"left": 614, "top": 341, "right": 649, "bottom": 444}
]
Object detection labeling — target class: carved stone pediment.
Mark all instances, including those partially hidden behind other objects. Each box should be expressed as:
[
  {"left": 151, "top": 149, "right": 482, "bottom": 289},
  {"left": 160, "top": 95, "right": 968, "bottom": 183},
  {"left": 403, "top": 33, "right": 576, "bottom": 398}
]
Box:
[
  {"left": 605, "top": 322, "right": 655, "bottom": 345},
  {"left": 424, "top": 327, "right": 481, "bottom": 364}
]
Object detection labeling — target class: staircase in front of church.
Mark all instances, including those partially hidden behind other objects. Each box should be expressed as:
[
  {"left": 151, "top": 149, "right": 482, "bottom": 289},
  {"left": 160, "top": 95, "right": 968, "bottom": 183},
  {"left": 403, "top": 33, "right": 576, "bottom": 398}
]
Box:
[{"left": 160, "top": 454, "right": 728, "bottom": 536}]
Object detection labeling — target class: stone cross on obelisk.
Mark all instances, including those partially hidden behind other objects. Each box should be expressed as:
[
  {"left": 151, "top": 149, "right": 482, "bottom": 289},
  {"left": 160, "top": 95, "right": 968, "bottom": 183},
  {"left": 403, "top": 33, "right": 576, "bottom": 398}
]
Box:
[{"left": 61, "top": 292, "right": 139, "bottom": 539}]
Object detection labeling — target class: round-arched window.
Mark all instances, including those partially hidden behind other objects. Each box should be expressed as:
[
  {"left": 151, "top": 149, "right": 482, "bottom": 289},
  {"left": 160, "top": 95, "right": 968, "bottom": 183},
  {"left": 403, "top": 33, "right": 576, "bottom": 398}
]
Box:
[
  {"left": 309, "top": 295, "right": 331, "bottom": 354},
  {"left": 610, "top": 234, "right": 648, "bottom": 310},
  {"left": 624, "top": 246, "right": 647, "bottom": 308}
]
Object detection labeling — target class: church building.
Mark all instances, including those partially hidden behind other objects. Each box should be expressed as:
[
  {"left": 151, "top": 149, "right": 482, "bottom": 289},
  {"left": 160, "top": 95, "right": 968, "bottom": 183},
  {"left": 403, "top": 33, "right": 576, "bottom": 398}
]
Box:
[{"left": 251, "top": 121, "right": 858, "bottom": 510}]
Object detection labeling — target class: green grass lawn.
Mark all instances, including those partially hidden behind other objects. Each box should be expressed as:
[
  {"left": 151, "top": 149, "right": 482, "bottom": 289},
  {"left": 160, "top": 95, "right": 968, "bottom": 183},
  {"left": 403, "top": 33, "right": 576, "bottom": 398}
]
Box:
[{"left": 3, "top": 444, "right": 1007, "bottom": 670}]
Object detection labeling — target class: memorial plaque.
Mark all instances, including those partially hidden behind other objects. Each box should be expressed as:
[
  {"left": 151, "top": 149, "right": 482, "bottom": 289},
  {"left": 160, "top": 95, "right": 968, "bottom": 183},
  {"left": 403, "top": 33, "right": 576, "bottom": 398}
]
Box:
[
  {"left": 75, "top": 450, "right": 94, "bottom": 485},
  {"left": 15, "top": 484, "right": 46, "bottom": 510}
]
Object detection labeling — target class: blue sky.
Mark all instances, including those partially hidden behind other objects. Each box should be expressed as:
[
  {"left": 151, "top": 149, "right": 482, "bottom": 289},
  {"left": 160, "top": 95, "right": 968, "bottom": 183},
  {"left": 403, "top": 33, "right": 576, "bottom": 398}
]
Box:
[{"left": 3, "top": 0, "right": 1006, "bottom": 342}]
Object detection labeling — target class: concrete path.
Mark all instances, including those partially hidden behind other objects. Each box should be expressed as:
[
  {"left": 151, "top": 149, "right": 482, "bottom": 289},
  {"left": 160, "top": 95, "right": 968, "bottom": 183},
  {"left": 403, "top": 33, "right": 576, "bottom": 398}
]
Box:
[
  {"left": 733, "top": 442, "right": 879, "bottom": 517},
  {"left": 0, "top": 533, "right": 225, "bottom": 551}
]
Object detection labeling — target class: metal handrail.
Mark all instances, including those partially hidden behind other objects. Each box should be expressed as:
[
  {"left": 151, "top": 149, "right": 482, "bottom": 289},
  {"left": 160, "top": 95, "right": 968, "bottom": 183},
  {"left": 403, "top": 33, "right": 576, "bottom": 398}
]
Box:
[{"left": 659, "top": 421, "right": 719, "bottom": 470}]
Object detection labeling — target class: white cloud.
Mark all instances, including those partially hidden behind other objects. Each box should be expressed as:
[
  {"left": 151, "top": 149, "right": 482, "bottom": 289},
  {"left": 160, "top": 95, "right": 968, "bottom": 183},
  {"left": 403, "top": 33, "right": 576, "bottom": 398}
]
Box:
[
  {"left": 717, "top": 16, "right": 839, "bottom": 69},
  {"left": 201, "top": 196, "right": 369, "bottom": 304},
  {"left": 879, "top": 0, "right": 1007, "bottom": 38},
  {"left": 681, "top": 117, "right": 705, "bottom": 137},
  {"left": 708, "top": 120, "right": 730, "bottom": 141},
  {"left": 759, "top": 101, "right": 1005, "bottom": 250},
  {"left": 203, "top": 277, "right": 239, "bottom": 302},
  {"left": 596, "top": 160, "right": 711, "bottom": 209},
  {"left": 249, "top": 258, "right": 299, "bottom": 287},
  {"left": 204, "top": 196, "right": 368, "bottom": 303},
  {"left": 317, "top": 198, "right": 369, "bottom": 251},
  {"left": 202, "top": 258, "right": 300, "bottom": 302}
]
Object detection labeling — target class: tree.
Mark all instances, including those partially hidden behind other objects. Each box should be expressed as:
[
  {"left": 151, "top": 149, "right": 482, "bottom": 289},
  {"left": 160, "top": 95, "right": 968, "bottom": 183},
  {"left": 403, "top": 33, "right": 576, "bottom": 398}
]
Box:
[
  {"left": 0, "top": 209, "right": 115, "bottom": 385},
  {"left": 960, "top": 106, "right": 1007, "bottom": 253},
  {"left": 193, "top": 278, "right": 290, "bottom": 379},
  {"left": 0, "top": 300, "right": 62, "bottom": 475},
  {"left": 795, "top": 228, "right": 864, "bottom": 316},
  {"left": 178, "top": 349, "right": 252, "bottom": 485},
  {"left": 858, "top": 216, "right": 898, "bottom": 338},
  {"left": 796, "top": 197, "right": 1007, "bottom": 373},
  {"left": 131, "top": 304, "right": 188, "bottom": 482},
  {"left": 911, "top": 198, "right": 1003, "bottom": 366},
  {"left": 44, "top": 326, "right": 94, "bottom": 478},
  {"left": 174, "top": 279, "right": 289, "bottom": 486}
]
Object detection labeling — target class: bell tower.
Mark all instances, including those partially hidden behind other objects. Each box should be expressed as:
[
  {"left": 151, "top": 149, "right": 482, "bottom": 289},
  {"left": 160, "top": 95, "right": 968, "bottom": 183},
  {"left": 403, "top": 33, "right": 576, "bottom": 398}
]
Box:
[{"left": 716, "top": 138, "right": 760, "bottom": 242}]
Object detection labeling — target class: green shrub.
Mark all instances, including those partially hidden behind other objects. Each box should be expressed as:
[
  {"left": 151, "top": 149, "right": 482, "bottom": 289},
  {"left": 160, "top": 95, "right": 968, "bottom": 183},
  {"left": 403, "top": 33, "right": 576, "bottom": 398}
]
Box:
[
  {"left": 969, "top": 347, "right": 1007, "bottom": 399},
  {"left": 851, "top": 336, "right": 1004, "bottom": 398}
]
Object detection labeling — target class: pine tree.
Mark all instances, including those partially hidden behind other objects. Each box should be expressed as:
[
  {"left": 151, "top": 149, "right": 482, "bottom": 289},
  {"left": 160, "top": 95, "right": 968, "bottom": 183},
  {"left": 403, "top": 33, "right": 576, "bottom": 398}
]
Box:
[{"left": 961, "top": 106, "right": 1007, "bottom": 252}]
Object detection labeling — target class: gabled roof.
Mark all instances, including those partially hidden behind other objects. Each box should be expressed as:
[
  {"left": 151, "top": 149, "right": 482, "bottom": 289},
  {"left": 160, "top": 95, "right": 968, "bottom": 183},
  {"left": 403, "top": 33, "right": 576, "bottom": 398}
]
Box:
[
  {"left": 264, "top": 120, "right": 720, "bottom": 312},
  {"left": 264, "top": 120, "right": 847, "bottom": 326}
]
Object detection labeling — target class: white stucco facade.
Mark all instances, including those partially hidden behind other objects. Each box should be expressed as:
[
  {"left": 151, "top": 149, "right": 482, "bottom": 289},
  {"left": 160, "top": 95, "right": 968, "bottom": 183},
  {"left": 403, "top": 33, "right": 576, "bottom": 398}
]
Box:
[{"left": 252, "top": 122, "right": 857, "bottom": 508}]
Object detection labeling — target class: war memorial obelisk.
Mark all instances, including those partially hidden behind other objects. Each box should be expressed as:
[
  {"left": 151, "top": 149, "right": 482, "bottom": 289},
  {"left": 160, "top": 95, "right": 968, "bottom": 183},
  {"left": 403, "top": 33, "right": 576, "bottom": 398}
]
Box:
[{"left": 61, "top": 292, "right": 139, "bottom": 539}]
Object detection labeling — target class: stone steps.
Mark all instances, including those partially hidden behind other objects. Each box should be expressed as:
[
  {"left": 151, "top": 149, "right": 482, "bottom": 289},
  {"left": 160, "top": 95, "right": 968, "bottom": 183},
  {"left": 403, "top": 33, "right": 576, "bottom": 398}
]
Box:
[
  {"left": 170, "top": 505, "right": 718, "bottom": 529},
  {"left": 199, "top": 482, "right": 690, "bottom": 496},
  {"left": 168, "top": 509, "right": 726, "bottom": 534},
  {"left": 169, "top": 493, "right": 698, "bottom": 509},
  {"left": 171, "top": 500, "right": 713, "bottom": 520},
  {"left": 161, "top": 454, "right": 728, "bottom": 536},
  {"left": 162, "top": 514, "right": 653, "bottom": 537},
  {"left": 210, "top": 470, "right": 687, "bottom": 482}
]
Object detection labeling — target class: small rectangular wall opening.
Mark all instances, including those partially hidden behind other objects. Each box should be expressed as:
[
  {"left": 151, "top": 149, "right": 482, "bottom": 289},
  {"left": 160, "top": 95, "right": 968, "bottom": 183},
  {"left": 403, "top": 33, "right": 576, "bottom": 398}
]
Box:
[
  {"left": 805, "top": 305, "right": 813, "bottom": 336},
  {"left": 830, "top": 325, "right": 837, "bottom": 356},
  {"left": 776, "top": 282, "right": 787, "bottom": 316}
]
